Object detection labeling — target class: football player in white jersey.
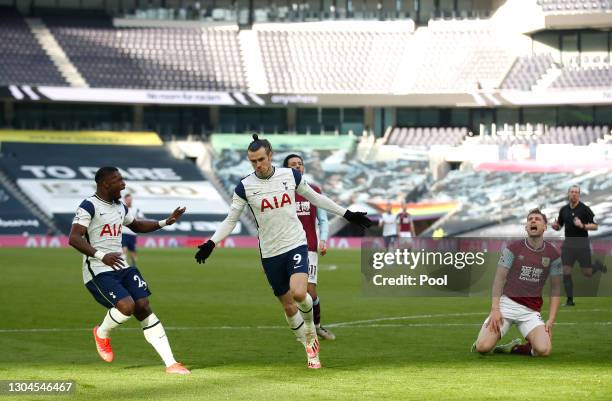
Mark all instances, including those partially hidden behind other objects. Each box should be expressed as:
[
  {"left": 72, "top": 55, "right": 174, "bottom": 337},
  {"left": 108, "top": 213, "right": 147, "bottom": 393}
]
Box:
[
  {"left": 195, "top": 134, "right": 372, "bottom": 369},
  {"left": 69, "top": 167, "right": 190, "bottom": 374}
]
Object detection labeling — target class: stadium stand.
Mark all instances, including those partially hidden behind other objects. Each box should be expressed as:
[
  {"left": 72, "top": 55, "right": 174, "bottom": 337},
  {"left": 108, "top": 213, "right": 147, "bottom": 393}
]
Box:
[
  {"left": 385, "top": 127, "right": 468, "bottom": 147},
  {"left": 422, "top": 169, "right": 612, "bottom": 236},
  {"left": 404, "top": 20, "right": 517, "bottom": 92},
  {"left": 256, "top": 22, "right": 414, "bottom": 93},
  {"left": 0, "top": 139, "right": 238, "bottom": 235},
  {"left": 212, "top": 135, "right": 431, "bottom": 208},
  {"left": 43, "top": 15, "right": 247, "bottom": 90},
  {"left": 0, "top": 7, "right": 67, "bottom": 86},
  {"left": 500, "top": 54, "right": 555, "bottom": 91},
  {"left": 551, "top": 66, "right": 612, "bottom": 89},
  {"left": 475, "top": 125, "right": 609, "bottom": 146},
  {"left": 537, "top": 0, "right": 612, "bottom": 12},
  {"left": 0, "top": 179, "right": 51, "bottom": 234}
]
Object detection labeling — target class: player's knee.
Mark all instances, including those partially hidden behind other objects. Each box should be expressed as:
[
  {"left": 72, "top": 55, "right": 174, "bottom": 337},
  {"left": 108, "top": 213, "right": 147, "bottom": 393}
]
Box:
[
  {"left": 135, "top": 298, "right": 151, "bottom": 313},
  {"left": 534, "top": 344, "right": 551, "bottom": 357},
  {"left": 582, "top": 269, "right": 593, "bottom": 277},
  {"left": 475, "top": 340, "right": 494, "bottom": 354},
  {"left": 292, "top": 289, "right": 307, "bottom": 303},
  {"left": 115, "top": 298, "right": 135, "bottom": 316}
]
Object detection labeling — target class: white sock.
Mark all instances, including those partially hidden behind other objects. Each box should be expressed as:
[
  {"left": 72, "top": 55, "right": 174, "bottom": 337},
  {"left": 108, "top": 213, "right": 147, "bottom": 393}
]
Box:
[
  {"left": 297, "top": 293, "right": 314, "bottom": 333},
  {"left": 141, "top": 313, "right": 177, "bottom": 367},
  {"left": 285, "top": 311, "right": 306, "bottom": 346},
  {"left": 97, "top": 308, "right": 130, "bottom": 339}
]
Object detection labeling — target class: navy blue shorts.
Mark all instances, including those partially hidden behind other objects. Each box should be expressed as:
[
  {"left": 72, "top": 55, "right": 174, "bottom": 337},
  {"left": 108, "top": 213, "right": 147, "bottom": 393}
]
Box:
[
  {"left": 121, "top": 234, "right": 137, "bottom": 252},
  {"left": 261, "top": 245, "right": 309, "bottom": 297},
  {"left": 85, "top": 266, "right": 151, "bottom": 308}
]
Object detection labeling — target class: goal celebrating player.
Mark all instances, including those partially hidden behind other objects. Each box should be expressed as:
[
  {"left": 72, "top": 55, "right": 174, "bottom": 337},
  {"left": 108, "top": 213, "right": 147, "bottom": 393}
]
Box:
[
  {"left": 472, "top": 208, "right": 562, "bottom": 357},
  {"left": 283, "top": 153, "right": 335, "bottom": 341},
  {"left": 195, "top": 134, "right": 372, "bottom": 369},
  {"left": 69, "top": 167, "right": 190, "bottom": 374}
]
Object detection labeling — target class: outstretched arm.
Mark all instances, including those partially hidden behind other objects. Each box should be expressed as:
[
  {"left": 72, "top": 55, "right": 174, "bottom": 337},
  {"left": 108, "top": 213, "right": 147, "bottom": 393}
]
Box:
[
  {"left": 297, "top": 181, "right": 371, "bottom": 228},
  {"left": 128, "top": 207, "right": 186, "bottom": 233},
  {"left": 196, "top": 192, "right": 247, "bottom": 264},
  {"left": 210, "top": 195, "right": 247, "bottom": 245},
  {"left": 297, "top": 180, "right": 346, "bottom": 216}
]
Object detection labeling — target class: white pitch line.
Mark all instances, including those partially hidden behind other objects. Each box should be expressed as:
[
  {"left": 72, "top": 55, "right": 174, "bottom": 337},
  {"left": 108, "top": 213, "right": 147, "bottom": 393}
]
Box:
[
  {"left": 0, "top": 309, "right": 609, "bottom": 334},
  {"left": 326, "top": 308, "right": 610, "bottom": 328}
]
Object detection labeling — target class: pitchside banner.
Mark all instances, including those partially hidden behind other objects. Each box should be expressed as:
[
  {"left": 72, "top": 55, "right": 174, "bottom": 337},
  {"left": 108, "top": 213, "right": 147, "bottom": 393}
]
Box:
[
  {"left": 0, "top": 142, "right": 238, "bottom": 235},
  {"left": 361, "top": 237, "right": 612, "bottom": 297},
  {"left": 17, "top": 179, "right": 227, "bottom": 215}
]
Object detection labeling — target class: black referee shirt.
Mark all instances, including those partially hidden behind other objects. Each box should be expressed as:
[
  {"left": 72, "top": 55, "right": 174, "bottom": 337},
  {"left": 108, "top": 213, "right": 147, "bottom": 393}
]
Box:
[{"left": 557, "top": 201, "right": 595, "bottom": 240}]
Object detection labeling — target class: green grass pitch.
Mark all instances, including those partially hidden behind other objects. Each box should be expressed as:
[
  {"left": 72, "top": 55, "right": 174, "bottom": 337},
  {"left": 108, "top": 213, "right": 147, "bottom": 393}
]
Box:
[{"left": 0, "top": 248, "right": 611, "bottom": 400}]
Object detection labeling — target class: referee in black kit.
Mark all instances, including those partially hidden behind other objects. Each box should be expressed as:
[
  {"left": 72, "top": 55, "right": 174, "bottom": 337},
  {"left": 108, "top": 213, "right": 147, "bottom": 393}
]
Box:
[{"left": 552, "top": 185, "right": 607, "bottom": 306}]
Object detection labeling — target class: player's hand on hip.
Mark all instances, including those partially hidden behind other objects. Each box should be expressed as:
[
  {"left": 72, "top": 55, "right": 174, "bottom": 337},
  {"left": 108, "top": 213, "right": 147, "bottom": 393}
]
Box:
[
  {"left": 166, "top": 206, "right": 187, "bottom": 225},
  {"left": 102, "top": 252, "right": 125, "bottom": 270},
  {"left": 343, "top": 209, "right": 373, "bottom": 229},
  {"left": 319, "top": 240, "right": 328, "bottom": 256},
  {"left": 486, "top": 309, "right": 503, "bottom": 335},
  {"left": 195, "top": 240, "right": 215, "bottom": 264}
]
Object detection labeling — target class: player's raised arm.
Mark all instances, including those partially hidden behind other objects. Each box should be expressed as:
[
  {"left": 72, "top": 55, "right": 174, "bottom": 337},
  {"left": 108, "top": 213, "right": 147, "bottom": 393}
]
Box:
[
  {"left": 195, "top": 187, "right": 247, "bottom": 264},
  {"left": 127, "top": 207, "right": 186, "bottom": 233},
  {"left": 294, "top": 171, "right": 372, "bottom": 229}
]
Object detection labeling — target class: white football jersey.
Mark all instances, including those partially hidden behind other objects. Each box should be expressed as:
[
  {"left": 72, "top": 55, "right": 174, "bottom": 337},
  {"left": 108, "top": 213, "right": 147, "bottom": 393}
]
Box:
[
  {"left": 381, "top": 212, "right": 397, "bottom": 236},
  {"left": 211, "top": 167, "right": 345, "bottom": 258},
  {"left": 72, "top": 194, "right": 135, "bottom": 283}
]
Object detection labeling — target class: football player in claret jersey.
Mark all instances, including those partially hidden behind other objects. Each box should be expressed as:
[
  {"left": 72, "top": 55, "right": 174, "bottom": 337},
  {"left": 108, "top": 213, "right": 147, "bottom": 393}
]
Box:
[
  {"left": 195, "top": 134, "right": 372, "bottom": 369},
  {"left": 283, "top": 153, "right": 335, "bottom": 341},
  {"left": 69, "top": 167, "right": 190, "bottom": 374},
  {"left": 472, "top": 208, "right": 562, "bottom": 357},
  {"left": 396, "top": 202, "right": 416, "bottom": 248}
]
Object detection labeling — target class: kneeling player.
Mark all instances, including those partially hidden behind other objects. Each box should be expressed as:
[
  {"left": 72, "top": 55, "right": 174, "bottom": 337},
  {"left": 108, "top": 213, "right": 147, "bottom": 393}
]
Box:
[
  {"left": 472, "top": 208, "right": 562, "bottom": 357},
  {"left": 69, "top": 167, "right": 190, "bottom": 374}
]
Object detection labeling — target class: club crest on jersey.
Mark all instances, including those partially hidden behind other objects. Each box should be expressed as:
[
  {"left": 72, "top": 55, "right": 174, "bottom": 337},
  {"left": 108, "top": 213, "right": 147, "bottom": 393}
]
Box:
[
  {"left": 282, "top": 181, "right": 288, "bottom": 190},
  {"left": 261, "top": 193, "right": 292, "bottom": 212},
  {"left": 100, "top": 223, "right": 122, "bottom": 237},
  {"left": 542, "top": 257, "right": 550, "bottom": 268}
]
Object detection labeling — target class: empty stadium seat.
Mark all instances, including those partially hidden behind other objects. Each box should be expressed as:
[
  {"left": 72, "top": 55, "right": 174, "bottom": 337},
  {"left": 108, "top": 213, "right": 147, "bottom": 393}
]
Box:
[
  {"left": 43, "top": 15, "right": 247, "bottom": 91},
  {"left": 0, "top": 7, "right": 67, "bottom": 86}
]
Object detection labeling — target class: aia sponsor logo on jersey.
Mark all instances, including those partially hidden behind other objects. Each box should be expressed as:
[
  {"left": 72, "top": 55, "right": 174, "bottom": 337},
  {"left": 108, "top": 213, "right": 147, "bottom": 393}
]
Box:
[
  {"left": 261, "top": 193, "right": 292, "bottom": 212},
  {"left": 100, "top": 223, "right": 122, "bottom": 237}
]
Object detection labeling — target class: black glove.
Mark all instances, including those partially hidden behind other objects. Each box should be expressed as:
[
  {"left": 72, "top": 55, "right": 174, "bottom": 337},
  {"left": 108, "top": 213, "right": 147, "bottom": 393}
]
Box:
[
  {"left": 195, "top": 240, "right": 215, "bottom": 264},
  {"left": 343, "top": 210, "right": 373, "bottom": 229}
]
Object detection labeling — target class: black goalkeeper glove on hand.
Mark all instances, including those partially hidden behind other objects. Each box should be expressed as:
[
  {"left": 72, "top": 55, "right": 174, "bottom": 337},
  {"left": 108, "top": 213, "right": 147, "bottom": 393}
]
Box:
[
  {"left": 195, "top": 240, "right": 215, "bottom": 264},
  {"left": 343, "top": 210, "right": 373, "bottom": 229}
]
